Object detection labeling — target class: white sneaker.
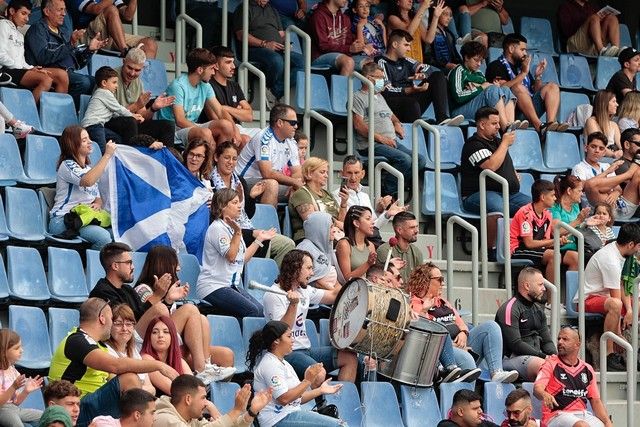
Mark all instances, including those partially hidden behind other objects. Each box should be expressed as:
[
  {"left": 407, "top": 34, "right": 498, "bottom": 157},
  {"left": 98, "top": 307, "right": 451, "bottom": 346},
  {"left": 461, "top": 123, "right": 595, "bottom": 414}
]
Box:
[
  {"left": 445, "top": 114, "right": 465, "bottom": 127},
  {"left": 12, "top": 120, "right": 33, "bottom": 138},
  {"left": 195, "top": 370, "right": 213, "bottom": 386},
  {"left": 491, "top": 369, "right": 519, "bottom": 383},
  {"left": 204, "top": 363, "right": 236, "bottom": 382}
]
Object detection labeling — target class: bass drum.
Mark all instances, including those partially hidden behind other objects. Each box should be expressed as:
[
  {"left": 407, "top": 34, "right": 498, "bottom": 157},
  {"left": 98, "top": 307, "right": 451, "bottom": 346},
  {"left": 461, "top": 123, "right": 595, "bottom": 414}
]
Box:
[
  {"left": 329, "top": 278, "right": 410, "bottom": 360},
  {"left": 378, "top": 318, "right": 449, "bottom": 387}
]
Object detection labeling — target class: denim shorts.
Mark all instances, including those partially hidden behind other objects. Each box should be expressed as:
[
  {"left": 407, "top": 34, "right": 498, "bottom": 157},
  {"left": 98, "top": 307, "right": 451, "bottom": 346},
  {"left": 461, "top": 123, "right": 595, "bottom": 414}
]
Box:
[
  {"left": 284, "top": 346, "right": 338, "bottom": 378},
  {"left": 77, "top": 377, "right": 121, "bottom": 427}
]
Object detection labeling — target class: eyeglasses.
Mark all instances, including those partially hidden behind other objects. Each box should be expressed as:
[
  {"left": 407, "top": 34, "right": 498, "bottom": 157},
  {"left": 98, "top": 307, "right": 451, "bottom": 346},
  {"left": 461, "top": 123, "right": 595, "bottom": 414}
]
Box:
[
  {"left": 187, "top": 152, "right": 206, "bottom": 160},
  {"left": 113, "top": 321, "right": 136, "bottom": 329},
  {"left": 281, "top": 118, "right": 298, "bottom": 127},
  {"left": 504, "top": 408, "right": 529, "bottom": 417},
  {"left": 98, "top": 299, "right": 110, "bottom": 318},
  {"left": 429, "top": 276, "right": 445, "bottom": 284},
  {"left": 631, "top": 139, "right": 640, "bottom": 146},
  {"left": 114, "top": 260, "right": 133, "bottom": 265}
]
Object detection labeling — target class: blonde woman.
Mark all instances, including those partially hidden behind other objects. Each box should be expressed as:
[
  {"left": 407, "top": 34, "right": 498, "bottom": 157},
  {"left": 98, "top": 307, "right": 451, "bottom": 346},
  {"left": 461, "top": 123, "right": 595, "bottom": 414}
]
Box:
[
  {"left": 288, "top": 157, "right": 348, "bottom": 242},
  {"left": 584, "top": 90, "right": 622, "bottom": 158},
  {"left": 616, "top": 92, "right": 640, "bottom": 132}
]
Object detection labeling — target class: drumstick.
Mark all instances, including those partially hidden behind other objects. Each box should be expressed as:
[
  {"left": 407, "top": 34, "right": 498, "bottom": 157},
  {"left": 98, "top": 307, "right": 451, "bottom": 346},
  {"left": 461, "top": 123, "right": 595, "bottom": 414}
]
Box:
[
  {"left": 383, "top": 237, "right": 398, "bottom": 271},
  {"left": 248, "top": 280, "right": 288, "bottom": 296}
]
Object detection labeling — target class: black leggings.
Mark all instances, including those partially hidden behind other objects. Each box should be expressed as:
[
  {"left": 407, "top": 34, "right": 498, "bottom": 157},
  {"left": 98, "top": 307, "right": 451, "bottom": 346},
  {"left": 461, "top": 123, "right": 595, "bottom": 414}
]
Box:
[{"left": 383, "top": 70, "right": 450, "bottom": 123}]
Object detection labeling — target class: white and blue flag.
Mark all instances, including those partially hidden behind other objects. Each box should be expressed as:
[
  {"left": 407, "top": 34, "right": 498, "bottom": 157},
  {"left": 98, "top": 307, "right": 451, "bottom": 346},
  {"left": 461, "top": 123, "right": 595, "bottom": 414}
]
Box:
[{"left": 100, "top": 145, "right": 210, "bottom": 261}]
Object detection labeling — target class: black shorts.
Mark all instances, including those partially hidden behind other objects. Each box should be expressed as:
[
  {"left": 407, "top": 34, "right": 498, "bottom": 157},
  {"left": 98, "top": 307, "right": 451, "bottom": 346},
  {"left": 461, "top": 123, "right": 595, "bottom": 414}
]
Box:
[
  {"left": 512, "top": 248, "right": 547, "bottom": 265},
  {"left": 2, "top": 68, "right": 28, "bottom": 86}
]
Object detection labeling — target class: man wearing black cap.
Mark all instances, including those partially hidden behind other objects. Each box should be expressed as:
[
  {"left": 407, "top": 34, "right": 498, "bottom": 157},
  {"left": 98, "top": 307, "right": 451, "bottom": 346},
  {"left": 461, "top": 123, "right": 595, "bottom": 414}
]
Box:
[{"left": 607, "top": 47, "right": 640, "bottom": 105}]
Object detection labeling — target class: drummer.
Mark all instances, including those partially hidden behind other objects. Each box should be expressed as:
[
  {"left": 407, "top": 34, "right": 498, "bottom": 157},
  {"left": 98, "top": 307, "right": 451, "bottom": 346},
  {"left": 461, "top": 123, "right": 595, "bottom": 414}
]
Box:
[
  {"left": 262, "top": 249, "right": 359, "bottom": 381},
  {"left": 408, "top": 263, "right": 520, "bottom": 384}
]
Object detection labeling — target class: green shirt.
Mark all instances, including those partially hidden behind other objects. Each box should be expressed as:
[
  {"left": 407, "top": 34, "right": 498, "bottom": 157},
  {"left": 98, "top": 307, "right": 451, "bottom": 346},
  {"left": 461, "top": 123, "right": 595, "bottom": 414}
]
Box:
[
  {"left": 550, "top": 202, "right": 579, "bottom": 251},
  {"left": 289, "top": 186, "right": 340, "bottom": 241},
  {"left": 114, "top": 66, "right": 144, "bottom": 108},
  {"left": 376, "top": 241, "right": 424, "bottom": 285}
]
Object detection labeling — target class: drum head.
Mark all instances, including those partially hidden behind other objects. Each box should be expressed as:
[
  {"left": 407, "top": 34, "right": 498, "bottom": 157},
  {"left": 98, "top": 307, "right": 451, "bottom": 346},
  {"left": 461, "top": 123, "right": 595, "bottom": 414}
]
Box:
[
  {"left": 410, "top": 318, "right": 449, "bottom": 334},
  {"left": 329, "top": 278, "right": 370, "bottom": 349}
]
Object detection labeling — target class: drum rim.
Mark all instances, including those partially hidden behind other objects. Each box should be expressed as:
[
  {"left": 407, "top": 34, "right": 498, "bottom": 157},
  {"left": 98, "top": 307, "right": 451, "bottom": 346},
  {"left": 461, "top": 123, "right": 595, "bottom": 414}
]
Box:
[{"left": 328, "top": 277, "right": 368, "bottom": 348}]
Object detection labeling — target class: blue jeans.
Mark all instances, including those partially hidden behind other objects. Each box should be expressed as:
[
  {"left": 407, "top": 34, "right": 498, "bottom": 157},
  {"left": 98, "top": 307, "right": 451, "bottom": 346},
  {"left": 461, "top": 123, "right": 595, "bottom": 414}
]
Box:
[
  {"left": 248, "top": 48, "right": 304, "bottom": 99},
  {"left": 312, "top": 52, "right": 370, "bottom": 73},
  {"left": 86, "top": 124, "right": 123, "bottom": 153},
  {"left": 452, "top": 85, "right": 515, "bottom": 120},
  {"left": 358, "top": 143, "right": 427, "bottom": 196},
  {"left": 49, "top": 214, "right": 113, "bottom": 250},
  {"left": 452, "top": 321, "right": 505, "bottom": 374},
  {"left": 285, "top": 346, "right": 337, "bottom": 379},
  {"left": 455, "top": 11, "right": 472, "bottom": 38},
  {"left": 77, "top": 377, "right": 121, "bottom": 427},
  {"left": 203, "top": 285, "right": 263, "bottom": 318},
  {"left": 274, "top": 410, "right": 344, "bottom": 427},
  {"left": 463, "top": 191, "right": 531, "bottom": 216},
  {"left": 440, "top": 334, "right": 457, "bottom": 368}
]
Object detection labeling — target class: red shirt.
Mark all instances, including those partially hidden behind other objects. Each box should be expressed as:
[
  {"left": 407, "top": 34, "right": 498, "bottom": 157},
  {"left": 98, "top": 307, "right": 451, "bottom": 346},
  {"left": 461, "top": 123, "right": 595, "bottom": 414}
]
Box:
[
  {"left": 535, "top": 355, "right": 599, "bottom": 425},
  {"left": 510, "top": 203, "right": 552, "bottom": 254}
]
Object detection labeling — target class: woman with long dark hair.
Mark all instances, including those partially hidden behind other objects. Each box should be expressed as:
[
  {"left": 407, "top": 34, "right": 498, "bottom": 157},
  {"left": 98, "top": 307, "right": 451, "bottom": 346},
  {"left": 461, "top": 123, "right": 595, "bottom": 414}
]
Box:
[
  {"left": 335, "top": 205, "right": 377, "bottom": 281},
  {"left": 247, "top": 320, "right": 343, "bottom": 427},
  {"left": 49, "top": 125, "right": 114, "bottom": 249}
]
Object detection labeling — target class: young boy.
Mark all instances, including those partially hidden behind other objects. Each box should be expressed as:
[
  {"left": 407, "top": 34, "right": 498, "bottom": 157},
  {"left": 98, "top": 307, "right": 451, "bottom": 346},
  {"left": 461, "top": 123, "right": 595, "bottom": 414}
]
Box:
[
  {"left": 0, "top": 0, "right": 69, "bottom": 103},
  {"left": 81, "top": 66, "right": 144, "bottom": 151},
  {"left": 510, "top": 179, "right": 578, "bottom": 283}
]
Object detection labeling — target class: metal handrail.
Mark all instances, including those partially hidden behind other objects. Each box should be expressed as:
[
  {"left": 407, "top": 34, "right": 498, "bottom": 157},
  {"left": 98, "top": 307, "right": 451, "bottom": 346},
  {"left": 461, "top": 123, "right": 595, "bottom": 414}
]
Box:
[
  {"left": 237, "top": 62, "right": 266, "bottom": 128},
  {"left": 553, "top": 221, "right": 585, "bottom": 357},
  {"left": 479, "top": 169, "right": 510, "bottom": 296},
  {"left": 160, "top": 0, "right": 167, "bottom": 41},
  {"left": 306, "top": 110, "right": 334, "bottom": 190},
  {"left": 221, "top": 0, "right": 230, "bottom": 46},
  {"left": 542, "top": 278, "right": 559, "bottom": 344},
  {"left": 238, "top": 0, "right": 249, "bottom": 91},
  {"left": 446, "top": 216, "right": 479, "bottom": 325},
  {"left": 413, "top": 120, "right": 440, "bottom": 258},
  {"left": 346, "top": 72, "right": 374, "bottom": 198},
  {"left": 283, "top": 26, "right": 312, "bottom": 112},
  {"left": 599, "top": 331, "right": 634, "bottom": 426},
  {"left": 174, "top": 0, "right": 202, "bottom": 76},
  {"left": 132, "top": 8, "right": 138, "bottom": 35},
  {"left": 374, "top": 162, "right": 404, "bottom": 206}
]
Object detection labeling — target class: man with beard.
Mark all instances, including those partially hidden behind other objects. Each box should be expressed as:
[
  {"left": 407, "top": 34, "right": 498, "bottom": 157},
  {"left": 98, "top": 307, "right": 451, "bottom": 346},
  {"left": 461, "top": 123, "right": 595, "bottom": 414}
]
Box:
[
  {"left": 500, "top": 389, "right": 536, "bottom": 427},
  {"left": 438, "top": 389, "right": 499, "bottom": 427},
  {"left": 486, "top": 33, "right": 566, "bottom": 138},
  {"left": 495, "top": 267, "right": 557, "bottom": 381},
  {"left": 534, "top": 327, "right": 612, "bottom": 427},
  {"left": 376, "top": 211, "right": 422, "bottom": 285},
  {"left": 48, "top": 298, "right": 179, "bottom": 427}
]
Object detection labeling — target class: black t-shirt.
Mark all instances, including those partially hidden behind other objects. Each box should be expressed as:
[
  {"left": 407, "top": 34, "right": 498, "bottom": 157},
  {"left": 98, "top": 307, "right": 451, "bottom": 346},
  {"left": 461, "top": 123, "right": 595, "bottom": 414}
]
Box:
[
  {"left": 460, "top": 133, "right": 520, "bottom": 197},
  {"left": 606, "top": 70, "right": 637, "bottom": 104},
  {"left": 210, "top": 78, "right": 246, "bottom": 124},
  {"left": 437, "top": 420, "right": 499, "bottom": 427},
  {"left": 89, "top": 278, "right": 151, "bottom": 321}
]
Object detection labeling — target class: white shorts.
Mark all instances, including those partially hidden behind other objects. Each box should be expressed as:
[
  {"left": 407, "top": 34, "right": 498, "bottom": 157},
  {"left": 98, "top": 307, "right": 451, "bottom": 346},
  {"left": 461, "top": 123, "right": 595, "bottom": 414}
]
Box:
[
  {"left": 615, "top": 195, "right": 639, "bottom": 221},
  {"left": 547, "top": 411, "right": 604, "bottom": 427},
  {"left": 175, "top": 121, "right": 214, "bottom": 147}
]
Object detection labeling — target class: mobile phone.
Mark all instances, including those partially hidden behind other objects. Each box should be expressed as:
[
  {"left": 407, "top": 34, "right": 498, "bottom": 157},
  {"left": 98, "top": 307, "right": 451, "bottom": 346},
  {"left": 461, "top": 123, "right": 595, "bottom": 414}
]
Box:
[
  {"left": 145, "top": 97, "right": 158, "bottom": 109},
  {"left": 340, "top": 176, "right": 349, "bottom": 189},
  {"left": 505, "top": 122, "right": 518, "bottom": 133}
]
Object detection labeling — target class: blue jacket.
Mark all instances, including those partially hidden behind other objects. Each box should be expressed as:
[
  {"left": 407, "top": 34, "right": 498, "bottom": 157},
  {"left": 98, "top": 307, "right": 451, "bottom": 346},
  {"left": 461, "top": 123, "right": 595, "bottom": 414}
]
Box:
[{"left": 25, "top": 19, "right": 92, "bottom": 70}]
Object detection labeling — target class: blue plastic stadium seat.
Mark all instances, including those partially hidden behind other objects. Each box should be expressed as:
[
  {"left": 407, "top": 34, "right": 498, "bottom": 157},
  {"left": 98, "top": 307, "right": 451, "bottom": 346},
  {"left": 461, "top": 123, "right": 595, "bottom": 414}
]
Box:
[
  {"left": 531, "top": 52, "right": 559, "bottom": 84},
  {"left": 439, "top": 382, "right": 474, "bottom": 419},
  {"left": 86, "top": 249, "right": 106, "bottom": 291},
  {"left": 544, "top": 132, "right": 581, "bottom": 170},
  {"left": 422, "top": 171, "right": 481, "bottom": 219},
  {"left": 559, "top": 91, "right": 592, "bottom": 125},
  {"left": 518, "top": 173, "right": 535, "bottom": 198},
  {"left": 48, "top": 307, "right": 80, "bottom": 353},
  {"left": 496, "top": 218, "right": 534, "bottom": 266},
  {"left": 0, "top": 87, "right": 42, "bottom": 131},
  {"left": 319, "top": 318, "right": 330, "bottom": 346},
  {"left": 484, "top": 382, "right": 516, "bottom": 424},
  {"left": 208, "top": 315, "right": 247, "bottom": 372},
  {"left": 89, "top": 54, "right": 123, "bottom": 75},
  {"left": 511, "top": 130, "right": 566, "bottom": 173},
  {"left": 243, "top": 257, "right": 279, "bottom": 302},
  {"left": 324, "top": 381, "right": 362, "bottom": 426},
  {"left": 89, "top": 140, "right": 102, "bottom": 164},
  {"left": 559, "top": 54, "right": 595, "bottom": 91},
  {"left": 620, "top": 24, "right": 633, "bottom": 50},
  {"left": 251, "top": 203, "right": 281, "bottom": 233},
  {"left": 36, "top": 188, "right": 85, "bottom": 245},
  {"left": 47, "top": 247, "right": 89, "bottom": 303},
  {"left": 397, "top": 123, "right": 430, "bottom": 167},
  {"left": 361, "top": 382, "right": 403, "bottom": 427},
  {"left": 330, "top": 74, "right": 362, "bottom": 115},
  {"left": 521, "top": 382, "right": 543, "bottom": 420},
  {"left": 131, "top": 251, "right": 147, "bottom": 284},
  {"left": 595, "top": 56, "right": 621, "bottom": 90},
  {"left": 400, "top": 385, "right": 441, "bottom": 426},
  {"left": 39, "top": 92, "right": 78, "bottom": 136},
  {"left": 565, "top": 271, "right": 603, "bottom": 320},
  {"left": 22, "top": 134, "right": 61, "bottom": 185},
  {"left": 210, "top": 382, "right": 240, "bottom": 415},
  {"left": 9, "top": 305, "right": 51, "bottom": 369},
  {"left": 427, "top": 125, "right": 465, "bottom": 169},
  {"left": 282, "top": 206, "right": 293, "bottom": 238},
  {"left": 5, "top": 187, "right": 46, "bottom": 241},
  {"left": 0, "top": 253, "right": 8, "bottom": 301},
  {"left": 488, "top": 46, "right": 503, "bottom": 62},
  {"left": 79, "top": 94, "right": 91, "bottom": 122},
  {"left": 295, "top": 71, "right": 333, "bottom": 114},
  {"left": 0, "top": 134, "right": 28, "bottom": 186},
  {"left": 520, "top": 17, "right": 558, "bottom": 55},
  {"left": 141, "top": 59, "right": 169, "bottom": 97},
  {"left": 7, "top": 246, "right": 51, "bottom": 302},
  {"left": 20, "top": 389, "right": 45, "bottom": 411},
  {"left": 242, "top": 316, "right": 266, "bottom": 354},
  {"left": 305, "top": 319, "right": 319, "bottom": 347}
]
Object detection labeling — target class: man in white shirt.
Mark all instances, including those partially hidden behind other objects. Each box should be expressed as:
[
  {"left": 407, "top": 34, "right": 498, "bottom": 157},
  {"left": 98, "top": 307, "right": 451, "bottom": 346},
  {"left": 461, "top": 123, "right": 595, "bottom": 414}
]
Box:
[
  {"left": 235, "top": 104, "right": 303, "bottom": 206},
  {"left": 262, "top": 249, "right": 358, "bottom": 381},
  {"left": 581, "top": 223, "right": 640, "bottom": 371}
]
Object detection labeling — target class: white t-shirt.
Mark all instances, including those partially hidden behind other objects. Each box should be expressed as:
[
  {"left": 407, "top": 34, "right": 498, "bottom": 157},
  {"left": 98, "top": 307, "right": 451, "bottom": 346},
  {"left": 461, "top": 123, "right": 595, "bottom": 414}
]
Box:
[
  {"left": 196, "top": 219, "right": 245, "bottom": 299},
  {"left": 105, "top": 343, "right": 149, "bottom": 384},
  {"left": 253, "top": 352, "right": 302, "bottom": 427},
  {"left": 580, "top": 241, "right": 625, "bottom": 301},
  {"left": 50, "top": 160, "right": 100, "bottom": 217},
  {"left": 263, "top": 284, "right": 324, "bottom": 351},
  {"left": 571, "top": 160, "right": 614, "bottom": 206},
  {"left": 235, "top": 126, "right": 300, "bottom": 179}
]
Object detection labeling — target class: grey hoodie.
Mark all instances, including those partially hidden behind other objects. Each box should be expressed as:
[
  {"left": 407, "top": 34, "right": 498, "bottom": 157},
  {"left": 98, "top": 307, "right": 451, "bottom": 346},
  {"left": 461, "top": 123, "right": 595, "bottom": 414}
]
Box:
[
  {"left": 153, "top": 395, "right": 251, "bottom": 427},
  {"left": 296, "top": 212, "right": 335, "bottom": 283}
]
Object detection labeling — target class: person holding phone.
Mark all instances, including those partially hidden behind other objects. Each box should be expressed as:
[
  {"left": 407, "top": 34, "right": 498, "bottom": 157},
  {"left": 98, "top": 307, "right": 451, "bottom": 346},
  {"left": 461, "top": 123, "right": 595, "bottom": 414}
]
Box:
[{"left": 196, "top": 188, "right": 276, "bottom": 318}]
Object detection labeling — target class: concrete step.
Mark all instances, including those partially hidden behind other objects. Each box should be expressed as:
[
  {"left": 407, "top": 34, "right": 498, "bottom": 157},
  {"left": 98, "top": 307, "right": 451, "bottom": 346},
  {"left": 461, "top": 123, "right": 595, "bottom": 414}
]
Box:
[{"left": 603, "top": 399, "right": 640, "bottom": 426}]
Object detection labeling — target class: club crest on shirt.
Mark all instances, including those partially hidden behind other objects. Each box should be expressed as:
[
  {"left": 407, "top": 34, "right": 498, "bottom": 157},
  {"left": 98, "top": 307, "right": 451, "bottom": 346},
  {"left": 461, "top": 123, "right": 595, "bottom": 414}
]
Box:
[
  {"left": 270, "top": 375, "right": 283, "bottom": 388},
  {"left": 521, "top": 222, "right": 531, "bottom": 234},
  {"left": 581, "top": 372, "right": 588, "bottom": 384},
  {"left": 219, "top": 236, "right": 230, "bottom": 246}
]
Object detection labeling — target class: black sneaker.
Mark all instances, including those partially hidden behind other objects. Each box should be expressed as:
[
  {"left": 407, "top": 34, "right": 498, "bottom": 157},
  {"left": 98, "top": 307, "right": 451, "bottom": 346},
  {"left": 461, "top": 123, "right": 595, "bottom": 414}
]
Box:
[
  {"left": 606, "top": 353, "right": 626, "bottom": 372},
  {"left": 440, "top": 366, "right": 462, "bottom": 383},
  {"left": 455, "top": 368, "right": 482, "bottom": 383}
]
